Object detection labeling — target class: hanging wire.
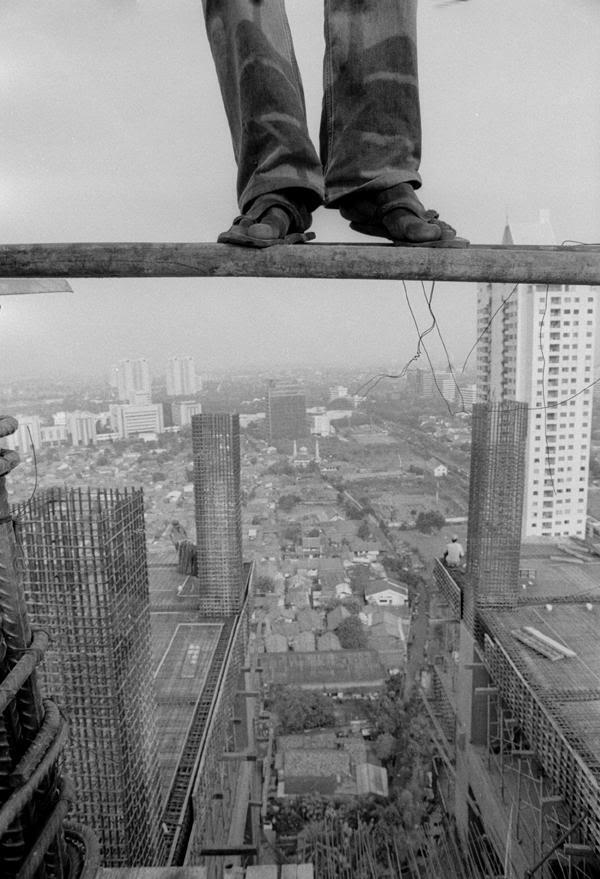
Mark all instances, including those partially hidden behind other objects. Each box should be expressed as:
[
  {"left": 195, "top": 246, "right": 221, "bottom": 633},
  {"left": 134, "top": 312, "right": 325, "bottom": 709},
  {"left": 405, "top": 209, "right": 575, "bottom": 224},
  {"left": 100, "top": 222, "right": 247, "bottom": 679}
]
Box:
[
  {"left": 402, "top": 281, "right": 455, "bottom": 416},
  {"left": 350, "top": 282, "right": 438, "bottom": 398},
  {"left": 461, "top": 282, "right": 519, "bottom": 373},
  {"left": 25, "top": 425, "right": 39, "bottom": 505},
  {"left": 419, "top": 280, "right": 466, "bottom": 412},
  {"left": 537, "top": 285, "right": 557, "bottom": 494},
  {"left": 528, "top": 374, "right": 600, "bottom": 410}
]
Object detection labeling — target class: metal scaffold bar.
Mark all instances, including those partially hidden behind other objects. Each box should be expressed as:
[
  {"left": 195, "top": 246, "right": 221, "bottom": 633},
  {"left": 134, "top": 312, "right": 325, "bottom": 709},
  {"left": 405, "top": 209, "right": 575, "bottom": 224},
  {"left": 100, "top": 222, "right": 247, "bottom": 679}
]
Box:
[{"left": 1, "top": 242, "right": 600, "bottom": 284}]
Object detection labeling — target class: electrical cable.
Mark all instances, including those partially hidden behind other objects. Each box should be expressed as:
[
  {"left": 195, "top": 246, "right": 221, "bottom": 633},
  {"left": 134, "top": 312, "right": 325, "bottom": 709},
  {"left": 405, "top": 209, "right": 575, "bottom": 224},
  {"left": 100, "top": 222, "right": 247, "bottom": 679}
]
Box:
[
  {"left": 461, "top": 282, "right": 519, "bottom": 373},
  {"left": 402, "top": 281, "right": 455, "bottom": 416},
  {"left": 538, "top": 284, "right": 557, "bottom": 494},
  {"left": 420, "top": 280, "right": 466, "bottom": 412},
  {"left": 25, "top": 426, "right": 38, "bottom": 506}
]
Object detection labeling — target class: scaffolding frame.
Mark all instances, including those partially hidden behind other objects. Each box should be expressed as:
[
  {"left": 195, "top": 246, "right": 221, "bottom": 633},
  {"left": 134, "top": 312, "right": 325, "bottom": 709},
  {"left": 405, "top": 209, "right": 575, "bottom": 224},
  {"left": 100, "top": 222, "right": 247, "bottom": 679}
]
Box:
[
  {"left": 1, "top": 242, "right": 600, "bottom": 284},
  {"left": 16, "top": 487, "right": 166, "bottom": 867}
]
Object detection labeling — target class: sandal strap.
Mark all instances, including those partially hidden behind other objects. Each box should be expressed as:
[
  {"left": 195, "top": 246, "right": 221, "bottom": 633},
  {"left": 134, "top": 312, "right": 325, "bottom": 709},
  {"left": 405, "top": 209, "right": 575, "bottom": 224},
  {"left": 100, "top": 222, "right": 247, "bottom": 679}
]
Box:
[{"left": 244, "top": 192, "right": 311, "bottom": 233}]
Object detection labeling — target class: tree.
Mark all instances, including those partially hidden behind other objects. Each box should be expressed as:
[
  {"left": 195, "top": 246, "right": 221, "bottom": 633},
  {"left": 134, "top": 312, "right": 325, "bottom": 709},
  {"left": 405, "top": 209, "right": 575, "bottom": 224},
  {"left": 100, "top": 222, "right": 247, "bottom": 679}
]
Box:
[
  {"left": 278, "top": 494, "right": 301, "bottom": 512},
  {"left": 374, "top": 732, "right": 398, "bottom": 762},
  {"left": 357, "top": 520, "right": 371, "bottom": 540},
  {"left": 335, "top": 615, "right": 368, "bottom": 649},
  {"left": 255, "top": 574, "right": 276, "bottom": 593},
  {"left": 270, "top": 686, "right": 335, "bottom": 734},
  {"left": 415, "top": 510, "right": 445, "bottom": 533}
]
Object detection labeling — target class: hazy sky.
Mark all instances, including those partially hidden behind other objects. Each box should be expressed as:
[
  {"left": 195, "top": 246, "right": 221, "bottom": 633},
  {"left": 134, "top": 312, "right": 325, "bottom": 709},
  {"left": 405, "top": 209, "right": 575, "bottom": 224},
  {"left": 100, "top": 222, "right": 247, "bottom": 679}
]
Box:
[{"left": 2, "top": 0, "right": 599, "bottom": 380}]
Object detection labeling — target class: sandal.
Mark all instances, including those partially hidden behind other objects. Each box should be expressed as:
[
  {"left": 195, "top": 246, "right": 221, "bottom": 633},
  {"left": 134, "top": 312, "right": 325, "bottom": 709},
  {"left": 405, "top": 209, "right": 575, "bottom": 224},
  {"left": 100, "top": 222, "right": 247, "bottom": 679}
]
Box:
[
  {"left": 218, "top": 192, "right": 315, "bottom": 248},
  {"left": 339, "top": 184, "right": 469, "bottom": 248}
]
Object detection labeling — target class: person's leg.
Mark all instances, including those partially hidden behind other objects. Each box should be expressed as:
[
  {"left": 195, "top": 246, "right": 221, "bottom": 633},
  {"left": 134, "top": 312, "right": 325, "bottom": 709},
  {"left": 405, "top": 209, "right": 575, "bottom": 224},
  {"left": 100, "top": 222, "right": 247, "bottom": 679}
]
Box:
[
  {"left": 321, "top": 0, "right": 465, "bottom": 244},
  {"left": 321, "top": 0, "right": 421, "bottom": 203},
  {"left": 203, "top": 0, "right": 323, "bottom": 242}
]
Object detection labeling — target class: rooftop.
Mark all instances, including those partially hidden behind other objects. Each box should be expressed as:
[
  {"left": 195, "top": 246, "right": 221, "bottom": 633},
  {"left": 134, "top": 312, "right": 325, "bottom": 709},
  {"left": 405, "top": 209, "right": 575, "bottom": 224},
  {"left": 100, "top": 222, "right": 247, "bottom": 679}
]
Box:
[{"left": 479, "top": 540, "right": 600, "bottom": 773}]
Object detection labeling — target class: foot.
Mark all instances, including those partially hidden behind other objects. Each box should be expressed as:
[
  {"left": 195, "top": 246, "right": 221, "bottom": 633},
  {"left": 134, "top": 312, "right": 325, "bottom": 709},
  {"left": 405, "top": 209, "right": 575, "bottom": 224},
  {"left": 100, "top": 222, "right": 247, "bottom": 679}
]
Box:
[
  {"left": 242, "top": 206, "right": 293, "bottom": 243},
  {"left": 218, "top": 192, "right": 315, "bottom": 248},
  {"left": 338, "top": 183, "right": 468, "bottom": 247}
]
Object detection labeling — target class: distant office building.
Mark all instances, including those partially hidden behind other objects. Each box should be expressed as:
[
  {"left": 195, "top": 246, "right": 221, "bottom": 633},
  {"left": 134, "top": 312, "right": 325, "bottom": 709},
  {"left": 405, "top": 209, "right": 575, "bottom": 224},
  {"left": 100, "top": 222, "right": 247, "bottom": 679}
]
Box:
[
  {"left": 477, "top": 211, "right": 596, "bottom": 538},
  {"left": 166, "top": 355, "right": 198, "bottom": 397},
  {"left": 267, "top": 381, "right": 307, "bottom": 440},
  {"left": 40, "top": 424, "right": 68, "bottom": 446},
  {"left": 114, "top": 358, "right": 152, "bottom": 403},
  {"left": 173, "top": 400, "right": 202, "bottom": 428},
  {"left": 309, "top": 410, "right": 333, "bottom": 437},
  {"left": 192, "top": 413, "right": 243, "bottom": 615},
  {"left": 66, "top": 410, "right": 97, "bottom": 446},
  {"left": 19, "top": 487, "right": 165, "bottom": 866},
  {"left": 457, "top": 384, "right": 477, "bottom": 408},
  {"left": 110, "top": 402, "right": 164, "bottom": 439},
  {"left": 328, "top": 385, "right": 348, "bottom": 401},
  {"left": 410, "top": 368, "right": 456, "bottom": 401}
]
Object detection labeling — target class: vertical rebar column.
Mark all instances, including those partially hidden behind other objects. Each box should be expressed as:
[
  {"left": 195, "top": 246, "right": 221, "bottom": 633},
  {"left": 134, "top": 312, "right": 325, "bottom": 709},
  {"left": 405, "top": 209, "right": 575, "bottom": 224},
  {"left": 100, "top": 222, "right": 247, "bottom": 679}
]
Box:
[
  {"left": 465, "top": 401, "right": 528, "bottom": 631},
  {"left": 0, "top": 423, "right": 67, "bottom": 878},
  {"left": 192, "top": 414, "right": 243, "bottom": 616}
]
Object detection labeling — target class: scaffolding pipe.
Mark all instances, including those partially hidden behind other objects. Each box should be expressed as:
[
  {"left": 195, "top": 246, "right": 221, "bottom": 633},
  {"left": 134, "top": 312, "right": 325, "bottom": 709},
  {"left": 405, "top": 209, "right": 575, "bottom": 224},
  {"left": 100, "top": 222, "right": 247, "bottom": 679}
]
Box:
[
  {"left": 0, "top": 631, "right": 50, "bottom": 714},
  {"left": 0, "top": 720, "right": 68, "bottom": 837},
  {"left": 14, "top": 778, "right": 74, "bottom": 879},
  {"left": 11, "top": 700, "right": 62, "bottom": 785},
  {"left": 1, "top": 242, "right": 600, "bottom": 284},
  {"left": 524, "top": 814, "right": 586, "bottom": 879}
]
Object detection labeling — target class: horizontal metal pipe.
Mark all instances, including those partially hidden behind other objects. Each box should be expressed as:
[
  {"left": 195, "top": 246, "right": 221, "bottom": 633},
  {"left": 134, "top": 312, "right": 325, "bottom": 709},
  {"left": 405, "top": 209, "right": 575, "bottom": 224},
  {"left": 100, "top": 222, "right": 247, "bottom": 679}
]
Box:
[
  {"left": 11, "top": 700, "right": 61, "bottom": 786},
  {"left": 1, "top": 242, "right": 600, "bottom": 285},
  {"left": 0, "top": 630, "right": 49, "bottom": 715},
  {"left": 0, "top": 720, "right": 68, "bottom": 837},
  {"left": 14, "top": 777, "right": 74, "bottom": 879}
]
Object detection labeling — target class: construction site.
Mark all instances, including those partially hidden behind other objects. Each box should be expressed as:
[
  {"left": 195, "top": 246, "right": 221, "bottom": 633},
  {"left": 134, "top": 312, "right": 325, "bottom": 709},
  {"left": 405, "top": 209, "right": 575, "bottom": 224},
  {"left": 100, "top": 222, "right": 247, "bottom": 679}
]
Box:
[
  {"left": 1, "top": 250, "right": 600, "bottom": 879},
  {"left": 425, "top": 401, "right": 600, "bottom": 878}
]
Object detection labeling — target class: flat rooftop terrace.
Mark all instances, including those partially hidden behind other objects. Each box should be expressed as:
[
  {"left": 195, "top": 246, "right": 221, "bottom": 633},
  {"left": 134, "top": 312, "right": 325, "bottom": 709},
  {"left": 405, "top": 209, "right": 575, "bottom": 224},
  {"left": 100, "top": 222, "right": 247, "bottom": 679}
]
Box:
[{"left": 481, "top": 541, "right": 600, "bottom": 773}]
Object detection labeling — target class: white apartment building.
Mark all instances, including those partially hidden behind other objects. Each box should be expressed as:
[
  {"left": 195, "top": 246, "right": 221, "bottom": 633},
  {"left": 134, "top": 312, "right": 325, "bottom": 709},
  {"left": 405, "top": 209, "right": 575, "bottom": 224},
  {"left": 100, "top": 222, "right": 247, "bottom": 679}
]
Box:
[
  {"left": 110, "top": 403, "right": 164, "bottom": 439},
  {"left": 477, "top": 212, "right": 596, "bottom": 539},
  {"left": 328, "top": 385, "right": 348, "bottom": 401},
  {"left": 172, "top": 400, "right": 202, "bottom": 427},
  {"left": 41, "top": 425, "right": 68, "bottom": 446},
  {"left": 114, "top": 358, "right": 152, "bottom": 403},
  {"left": 166, "top": 356, "right": 198, "bottom": 397},
  {"left": 67, "top": 411, "right": 97, "bottom": 446}
]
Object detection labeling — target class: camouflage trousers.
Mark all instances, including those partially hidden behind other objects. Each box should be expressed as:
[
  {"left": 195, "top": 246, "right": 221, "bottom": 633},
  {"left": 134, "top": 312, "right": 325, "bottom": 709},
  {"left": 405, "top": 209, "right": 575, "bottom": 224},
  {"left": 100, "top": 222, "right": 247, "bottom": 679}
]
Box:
[{"left": 203, "top": 0, "right": 422, "bottom": 217}]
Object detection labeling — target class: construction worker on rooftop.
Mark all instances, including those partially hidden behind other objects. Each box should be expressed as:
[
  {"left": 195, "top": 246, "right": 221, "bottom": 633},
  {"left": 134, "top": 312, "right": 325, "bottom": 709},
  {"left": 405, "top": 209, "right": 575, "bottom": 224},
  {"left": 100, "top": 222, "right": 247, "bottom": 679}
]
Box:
[{"left": 443, "top": 535, "right": 464, "bottom": 568}]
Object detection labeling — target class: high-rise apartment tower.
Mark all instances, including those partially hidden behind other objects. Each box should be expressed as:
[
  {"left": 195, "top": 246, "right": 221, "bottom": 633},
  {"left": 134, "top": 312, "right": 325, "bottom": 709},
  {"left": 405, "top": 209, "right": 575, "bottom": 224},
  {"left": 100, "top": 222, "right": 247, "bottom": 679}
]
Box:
[
  {"left": 166, "top": 356, "right": 198, "bottom": 397},
  {"left": 19, "top": 487, "right": 165, "bottom": 866},
  {"left": 476, "top": 211, "right": 596, "bottom": 538},
  {"left": 114, "top": 358, "right": 152, "bottom": 403},
  {"left": 267, "top": 381, "right": 307, "bottom": 441},
  {"left": 192, "top": 413, "right": 243, "bottom": 615}
]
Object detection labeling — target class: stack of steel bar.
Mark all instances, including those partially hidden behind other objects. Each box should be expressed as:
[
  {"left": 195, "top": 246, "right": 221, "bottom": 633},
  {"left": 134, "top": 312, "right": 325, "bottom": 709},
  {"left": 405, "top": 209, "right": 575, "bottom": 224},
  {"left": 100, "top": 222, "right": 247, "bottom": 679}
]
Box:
[{"left": 0, "top": 415, "right": 99, "bottom": 879}]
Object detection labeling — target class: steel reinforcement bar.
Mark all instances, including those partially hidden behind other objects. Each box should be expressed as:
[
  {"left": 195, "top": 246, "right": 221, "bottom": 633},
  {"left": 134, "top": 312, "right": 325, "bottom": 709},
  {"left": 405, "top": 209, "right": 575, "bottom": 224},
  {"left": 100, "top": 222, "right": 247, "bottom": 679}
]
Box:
[
  {"left": 1, "top": 242, "right": 600, "bottom": 285},
  {"left": 483, "top": 633, "right": 600, "bottom": 851},
  {"left": 162, "top": 616, "right": 236, "bottom": 864}
]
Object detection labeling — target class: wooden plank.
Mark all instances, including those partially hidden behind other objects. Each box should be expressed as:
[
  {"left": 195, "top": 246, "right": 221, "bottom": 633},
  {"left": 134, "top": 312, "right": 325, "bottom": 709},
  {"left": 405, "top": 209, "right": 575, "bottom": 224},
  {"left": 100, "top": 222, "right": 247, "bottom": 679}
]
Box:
[
  {"left": 296, "top": 866, "right": 314, "bottom": 879},
  {"left": 1, "top": 242, "right": 599, "bottom": 284},
  {"left": 281, "top": 865, "right": 298, "bottom": 879}
]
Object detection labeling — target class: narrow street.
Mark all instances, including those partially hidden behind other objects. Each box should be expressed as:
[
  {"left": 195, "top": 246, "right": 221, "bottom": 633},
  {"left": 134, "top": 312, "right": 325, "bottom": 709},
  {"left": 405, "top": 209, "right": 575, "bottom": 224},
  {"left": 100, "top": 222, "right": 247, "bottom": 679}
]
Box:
[{"left": 404, "top": 569, "right": 431, "bottom": 702}]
